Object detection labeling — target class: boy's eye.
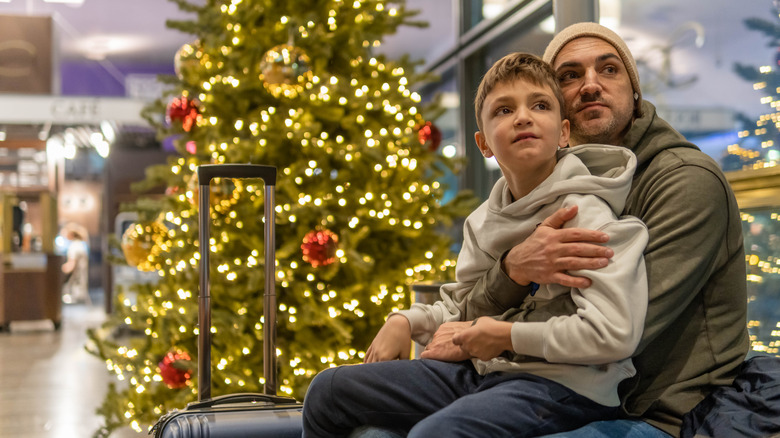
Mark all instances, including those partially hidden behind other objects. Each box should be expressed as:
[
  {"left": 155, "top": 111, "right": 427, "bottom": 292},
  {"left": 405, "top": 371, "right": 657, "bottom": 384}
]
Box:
[
  {"left": 493, "top": 107, "right": 512, "bottom": 116},
  {"left": 533, "top": 101, "right": 549, "bottom": 111}
]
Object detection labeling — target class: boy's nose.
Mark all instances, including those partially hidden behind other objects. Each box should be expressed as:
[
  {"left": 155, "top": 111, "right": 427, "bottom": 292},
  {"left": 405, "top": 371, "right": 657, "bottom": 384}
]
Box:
[{"left": 513, "top": 107, "right": 531, "bottom": 125}]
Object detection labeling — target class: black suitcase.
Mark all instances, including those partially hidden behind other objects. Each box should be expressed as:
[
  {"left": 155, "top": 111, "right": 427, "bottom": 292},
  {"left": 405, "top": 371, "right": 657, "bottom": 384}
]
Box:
[{"left": 153, "top": 164, "right": 303, "bottom": 438}]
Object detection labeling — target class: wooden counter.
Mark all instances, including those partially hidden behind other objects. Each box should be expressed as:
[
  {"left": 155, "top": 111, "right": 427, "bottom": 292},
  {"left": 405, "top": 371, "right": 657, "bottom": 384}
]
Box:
[{"left": 0, "top": 253, "right": 64, "bottom": 331}]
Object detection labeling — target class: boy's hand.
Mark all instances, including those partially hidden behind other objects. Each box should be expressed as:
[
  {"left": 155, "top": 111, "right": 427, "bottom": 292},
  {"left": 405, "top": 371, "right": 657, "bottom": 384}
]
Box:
[
  {"left": 419, "top": 321, "right": 472, "bottom": 362},
  {"left": 504, "top": 205, "right": 612, "bottom": 289},
  {"left": 452, "top": 318, "right": 513, "bottom": 361},
  {"left": 364, "top": 314, "right": 412, "bottom": 363}
]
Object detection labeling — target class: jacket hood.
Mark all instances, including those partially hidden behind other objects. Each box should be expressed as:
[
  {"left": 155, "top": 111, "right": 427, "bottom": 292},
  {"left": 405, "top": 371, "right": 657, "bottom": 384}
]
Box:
[
  {"left": 489, "top": 143, "right": 637, "bottom": 217},
  {"left": 623, "top": 101, "right": 700, "bottom": 169}
]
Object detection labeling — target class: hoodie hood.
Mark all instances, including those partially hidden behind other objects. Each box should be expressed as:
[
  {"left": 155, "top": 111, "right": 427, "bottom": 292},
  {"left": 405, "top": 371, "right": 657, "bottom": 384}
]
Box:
[
  {"left": 624, "top": 101, "right": 700, "bottom": 169},
  {"left": 489, "top": 143, "right": 637, "bottom": 217}
]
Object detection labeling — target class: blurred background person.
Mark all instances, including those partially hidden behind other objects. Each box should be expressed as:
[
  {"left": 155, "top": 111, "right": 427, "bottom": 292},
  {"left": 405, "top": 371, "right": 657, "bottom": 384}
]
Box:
[{"left": 60, "top": 223, "right": 90, "bottom": 305}]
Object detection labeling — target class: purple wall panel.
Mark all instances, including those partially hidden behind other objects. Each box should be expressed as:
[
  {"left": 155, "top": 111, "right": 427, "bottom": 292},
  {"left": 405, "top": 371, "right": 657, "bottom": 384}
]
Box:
[{"left": 60, "top": 61, "right": 175, "bottom": 97}]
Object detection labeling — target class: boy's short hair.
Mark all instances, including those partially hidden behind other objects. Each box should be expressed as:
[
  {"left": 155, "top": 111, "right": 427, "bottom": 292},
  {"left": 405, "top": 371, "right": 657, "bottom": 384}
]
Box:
[{"left": 474, "top": 52, "right": 565, "bottom": 132}]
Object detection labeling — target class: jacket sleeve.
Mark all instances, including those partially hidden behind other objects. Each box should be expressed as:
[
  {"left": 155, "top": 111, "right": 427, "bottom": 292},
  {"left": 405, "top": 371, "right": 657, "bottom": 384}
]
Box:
[
  {"left": 464, "top": 253, "right": 535, "bottom": 319},
  {"left": 509, "top": 216, "right": 649, "bottom": 364}
]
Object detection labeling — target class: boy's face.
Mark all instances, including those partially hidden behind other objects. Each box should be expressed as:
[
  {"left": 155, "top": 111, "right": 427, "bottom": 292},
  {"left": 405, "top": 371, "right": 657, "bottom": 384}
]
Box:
[{"left": 475, "top": 79, "right": 569, "bottom": 194}]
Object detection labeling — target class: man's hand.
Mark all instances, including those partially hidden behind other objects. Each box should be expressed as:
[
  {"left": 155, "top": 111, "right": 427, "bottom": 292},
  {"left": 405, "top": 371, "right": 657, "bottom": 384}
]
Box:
[
  {"left": 364, "top": 314, "right": 412, "bottom": 363},
  {"left": 504, "top": 205, "right": 613, "bottom": 289},
  {"left": 419, "top": 321, "right": 472, "bottom": 362},
  {"left": 452, "top": 318, "right": 513, "bottom": 361}
]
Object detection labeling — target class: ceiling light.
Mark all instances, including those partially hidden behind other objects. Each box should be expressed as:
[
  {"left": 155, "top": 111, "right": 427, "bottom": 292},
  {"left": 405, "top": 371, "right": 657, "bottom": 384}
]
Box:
[{"left": 43, "top": 0, "right": 85, "bottom": 4}]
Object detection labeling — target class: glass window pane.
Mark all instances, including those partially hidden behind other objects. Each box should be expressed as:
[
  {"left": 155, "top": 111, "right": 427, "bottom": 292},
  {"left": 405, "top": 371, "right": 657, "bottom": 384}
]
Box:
[
  {"left": 614, "top": 0, "right": 772, "bottom": 167},
  {"left": 464, "top": 0, "right": 521, "bottom": 32},
  {"left": 743, "top": 209, "right": 780, "bottom": 356},
  {"left": 615, "top": 0, "right": 780, "bottom": 356}
]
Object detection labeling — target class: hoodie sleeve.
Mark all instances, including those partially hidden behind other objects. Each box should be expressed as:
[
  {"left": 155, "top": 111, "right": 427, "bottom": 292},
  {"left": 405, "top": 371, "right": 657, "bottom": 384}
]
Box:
[
  {"left": 396, "top": 206, "right": 496, "bottom": 345},
  {"left": 509, "top": 215, "right": 649, "bottom": 364}
]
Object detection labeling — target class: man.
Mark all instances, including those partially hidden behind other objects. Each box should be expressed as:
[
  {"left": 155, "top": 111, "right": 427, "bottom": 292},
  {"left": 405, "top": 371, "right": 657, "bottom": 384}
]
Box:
[{"left": 453, "top": 22, "right": 749, "bottom": 437}]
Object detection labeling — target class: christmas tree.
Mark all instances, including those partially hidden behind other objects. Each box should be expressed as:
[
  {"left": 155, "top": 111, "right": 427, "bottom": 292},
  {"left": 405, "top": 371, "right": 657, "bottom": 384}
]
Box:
[
  {"left": 722, "top": 3, "right": 780, "bottom": 356},
  {"left": 86, "top": 0, "right": 475, "bottom": 435}
]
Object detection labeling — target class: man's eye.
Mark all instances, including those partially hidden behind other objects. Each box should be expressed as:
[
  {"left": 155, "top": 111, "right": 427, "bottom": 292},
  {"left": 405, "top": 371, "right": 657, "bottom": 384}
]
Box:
[
  {"left": 603, "top": 65, "right": 617, "bottom": 74},
  {"left": 558, "top": 71, "right": 577, "bottom": 81}
]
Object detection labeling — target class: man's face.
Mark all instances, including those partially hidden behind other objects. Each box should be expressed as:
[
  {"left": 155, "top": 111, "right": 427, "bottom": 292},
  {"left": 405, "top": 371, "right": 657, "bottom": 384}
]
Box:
[
  {"left": 551, "top": 37, "right": 635, "bottom": 146},
  {"left": 475, "top": 79, "right": 569, "bottom": 197}
]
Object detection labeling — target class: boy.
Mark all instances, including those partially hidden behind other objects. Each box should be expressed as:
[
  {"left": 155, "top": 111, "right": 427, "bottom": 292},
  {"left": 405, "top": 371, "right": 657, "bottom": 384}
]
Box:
[{"left": 302, "top": 52, "right": 649, "bottom": 438}]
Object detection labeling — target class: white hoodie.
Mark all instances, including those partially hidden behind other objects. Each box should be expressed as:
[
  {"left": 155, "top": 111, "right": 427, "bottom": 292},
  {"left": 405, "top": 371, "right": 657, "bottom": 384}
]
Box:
[{"left": 398, "top": 144, "right": 649, "bottom": 407}]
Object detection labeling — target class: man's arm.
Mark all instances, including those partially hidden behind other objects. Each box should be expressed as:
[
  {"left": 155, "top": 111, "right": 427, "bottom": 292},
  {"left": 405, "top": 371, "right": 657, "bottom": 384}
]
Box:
[
  {"left": 466, "top": 205, "right": 613, "bottom": 318},
  {"left": 630, "top": 165, "right": 741, "bottom": 352},
  {"left": 458, "top": 210, "right": 649, "bottom": 364}
]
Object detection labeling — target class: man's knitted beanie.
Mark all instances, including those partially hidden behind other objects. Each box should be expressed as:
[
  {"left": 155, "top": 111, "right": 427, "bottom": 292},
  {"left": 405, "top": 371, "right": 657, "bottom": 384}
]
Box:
[{"left": 543, "top": 22, "right": 642, "bottom": 113}]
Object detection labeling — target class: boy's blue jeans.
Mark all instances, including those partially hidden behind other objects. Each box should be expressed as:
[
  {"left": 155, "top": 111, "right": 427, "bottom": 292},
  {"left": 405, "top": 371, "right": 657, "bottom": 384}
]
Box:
[{"left": 302, "top": 359, "right": 622, "bottom": 438}]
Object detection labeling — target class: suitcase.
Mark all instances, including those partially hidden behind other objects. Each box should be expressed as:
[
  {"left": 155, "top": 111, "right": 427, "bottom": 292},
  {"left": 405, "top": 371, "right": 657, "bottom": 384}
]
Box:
[{"left": 152, "top": 164, "right": 303, "bottom": 438}]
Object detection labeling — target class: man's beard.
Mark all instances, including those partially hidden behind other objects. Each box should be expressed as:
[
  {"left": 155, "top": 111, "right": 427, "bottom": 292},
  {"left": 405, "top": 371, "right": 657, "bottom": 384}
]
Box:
[
  {"left": 566, "top": 102, "right": 632, "bottom": 146},
  {"left": 569, "top": 116, "right": 622, "bottom": 146}
]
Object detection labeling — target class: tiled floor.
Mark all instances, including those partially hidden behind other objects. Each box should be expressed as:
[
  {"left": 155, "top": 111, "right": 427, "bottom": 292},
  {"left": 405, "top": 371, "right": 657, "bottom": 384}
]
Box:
[{"left": 0, "top": 295, "right": 139, "bottom": 438}]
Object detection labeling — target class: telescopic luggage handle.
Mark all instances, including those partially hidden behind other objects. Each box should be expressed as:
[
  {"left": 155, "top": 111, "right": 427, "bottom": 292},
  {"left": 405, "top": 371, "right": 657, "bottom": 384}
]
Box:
[
  {"left": 196, "top": 164, "right": 278, "bottom": 401},
  {"left": 197, "top": 164, "right": 276, "bottom": 187}
]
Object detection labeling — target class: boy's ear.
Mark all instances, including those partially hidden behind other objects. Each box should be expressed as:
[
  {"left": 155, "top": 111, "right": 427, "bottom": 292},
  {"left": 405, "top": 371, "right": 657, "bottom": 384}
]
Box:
[
  {"left": 558, "top": 119, "right": 571, "bottom": 148},
  {"left": 474, "top": 132, "right": 494, "bottom": 158}
]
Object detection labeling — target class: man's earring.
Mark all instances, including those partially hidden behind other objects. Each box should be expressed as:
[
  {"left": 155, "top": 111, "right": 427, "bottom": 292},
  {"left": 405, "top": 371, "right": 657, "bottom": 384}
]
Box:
[{"left": 634, "top": 92, "right": 639, "bottom": 100}]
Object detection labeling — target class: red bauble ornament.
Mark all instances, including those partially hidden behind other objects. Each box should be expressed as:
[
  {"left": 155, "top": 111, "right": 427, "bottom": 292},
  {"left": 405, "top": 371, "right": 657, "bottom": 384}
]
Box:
[
  {"left": 158, "top": 350, "right": 193, "bottom": 389},
  {"left": 166, "top": 96, "right": 201, "bottom": 132},
  {"left": 417, "top": 121, "right": 442, "bottom": 152},
  {"left": 165, "top": 185, "right": 180, "bottom": 197},
  {"left": 301, "top": 229, "right": 339, "bottom": 268}
]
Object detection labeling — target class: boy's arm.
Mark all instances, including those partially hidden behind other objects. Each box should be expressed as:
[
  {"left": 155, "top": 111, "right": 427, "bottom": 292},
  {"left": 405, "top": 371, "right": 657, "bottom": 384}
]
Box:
[
  {"left": 364, "top": 314, "right": 412, "bottom": 363},
  {"left": 366, "top": 206, "right": 493, "bottom": 362}
]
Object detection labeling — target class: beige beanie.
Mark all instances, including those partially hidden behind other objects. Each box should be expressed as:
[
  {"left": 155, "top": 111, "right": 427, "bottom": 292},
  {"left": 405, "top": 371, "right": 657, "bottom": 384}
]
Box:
[{"left": 543, "top": 22, "right": 642, "bottom": 117}]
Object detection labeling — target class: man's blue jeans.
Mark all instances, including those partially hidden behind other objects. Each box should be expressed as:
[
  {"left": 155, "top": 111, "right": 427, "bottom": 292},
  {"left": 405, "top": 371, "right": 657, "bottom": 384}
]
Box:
[{"left": 349, "top": 420, "right": 673, "bottom": 438}]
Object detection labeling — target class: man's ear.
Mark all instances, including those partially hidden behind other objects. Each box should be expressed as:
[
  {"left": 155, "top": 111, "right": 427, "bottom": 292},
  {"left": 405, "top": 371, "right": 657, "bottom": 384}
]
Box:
[
  {"left": 558, "top": 119, "right": 571, "bottom": 148},
  {"left": 475, "top": 132, "right": 494, "bottom": 158}
]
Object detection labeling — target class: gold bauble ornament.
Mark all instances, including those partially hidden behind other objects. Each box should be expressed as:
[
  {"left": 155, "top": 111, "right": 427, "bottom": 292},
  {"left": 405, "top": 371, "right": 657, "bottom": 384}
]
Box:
[
  {"left": 174, "top": 41, "right": 201, "bottom": 81},
  {"left": 259, "top": 44, "right": 313, "bottom": 98},
  {"left": 121, "top": 221, "right": 168, "bottom": 272}
]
